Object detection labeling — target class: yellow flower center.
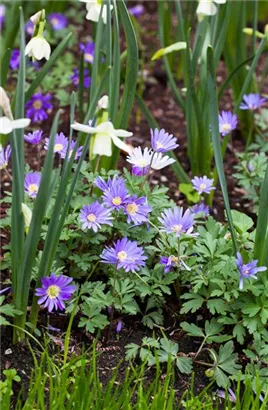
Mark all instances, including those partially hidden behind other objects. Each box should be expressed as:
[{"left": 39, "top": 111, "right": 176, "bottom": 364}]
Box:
[
  {"left": 87, "top": 213, "right": 96, "bottom": 222},
  {"left": 200, "top": 183, "right": 206, "bottom": 190},
  {"left": 46, "top": 285, "right": 60, "bottom": 299},
  {"left": 244, "top": 269, "right": 249, "bottom": 276},
  {"left": 172, "top": 224, "right": 183, "bottom": 233},
  {"left": 85, "top": 53, "right": 94, "bottom": 63},
  {"left": 117, "top": 251, "right": 127, "bottom": 261},
  {"left": 170, "top": 256, "right": 179, "bottom": 263},
  {"left": 51, "top": 18, "right": 58, "bottom": 25},
  {"left": 54, "top": 143, "right": 63, "bottom": 152},
  {"left": 126, "top": 203, "right": 138, "bottom": 215},
  {"left": 97, "top": 0, "right": 102, "bottom": 5},
  {"left": 222, "top": 123, "right": 232, "bottom": 132},
  {"left": 156, "top": 142, "right": 164, "bottom": 149},
  {"left": 112, "top": 196, "right": 122, "bottom": 206},
  {"left": 28, "top": 183, "right": 39, "bottom": 194},
  {"left": 33, "top": 100, "right": 43, "bottom": 109},
  {"left": 137, "top": 160, "right": 148, "bottom": 167}
]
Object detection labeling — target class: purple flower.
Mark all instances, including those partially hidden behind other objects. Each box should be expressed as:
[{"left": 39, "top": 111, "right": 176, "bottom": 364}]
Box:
[
  {"left": 0, "top": 145, "right": 11, "bottom": 170},
  {"left": 116, "top": 320, "right": 123, "bottom": 334},
  {"left": 24, "top": 130, "right": 43, "bottom": 145},
  {"left": 150, "top": 128, "right": 179, "bottom": 153},
  {"left": 102, "top": 179, "right": 129, "bottom": 210},
  {"left": 190, "top": 202, "right": 210, "bottom": 216},
  {"left": 48, "top": 13, "right": 67, "bottom": 31},
  {"left": 191, "top": 176, "right": 215, "bottom": 195},
  {"left": 128, "top": 4, "right": 144, "bottom": 17},
  {"left": 160, "top": 255, "right": 179, "bottom": 273},
  {"left": 94, "top": 175, "right": 126, "bottom": 192},
  {"left": 80, "top": 202, "right": 113, "bottom": 232},
  {"left": 236, "top": 252, "right": 267, "bottom": 290},
  {"left": 25, "top": 93, "right": 53, "bottom": 123},
  {"left": 0, "top": 287, "right": 11, "bottom": 295},
  {"left": 218, "top": 111, "right": 238, "bottom": 136},
  {"left": 79, "top": 42, "right": 95, "bottom": 64},
  {"left": 10, "top": 49, "right": 20, "bottom": 70},
  {"left": 35, "top": 273, "right": 75, "bottom": 312},
  {"left": 217, "top": 388, "right": 236, "bottom": 403},
  {"left": 124, "top": 196, "right": 152, "bottom": 225},
  {"left": 101, "top": 237, "right": 147, "bottom": 273},
  {"left": 24, "top": 172, "right": 42, "bottom": 198},
  {"left": 158, "top": 207, "right": 196, "bottom": 237},
  {"left": 240, "top": 93, "right": 267, "bottom": 111},
  {"left": 70, "top": 68, "right": 91, "bottom": 89},
  {"left": 25, "top": 20, "right": 34, "bottom": 36},
  {"left": 44, "top": 132, "right": 68, "bottom": 155},
  {"left": 61, "top": 140, "right": 83, "bottom": 161},
  {"left": 0, "top": 4, "right": 6, "bottom": 28}
]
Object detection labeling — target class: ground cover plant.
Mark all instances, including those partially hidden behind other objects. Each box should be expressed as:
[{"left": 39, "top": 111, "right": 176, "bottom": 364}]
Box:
[{"left": 0, "top": 0, "right": 268, "bottom": 408}]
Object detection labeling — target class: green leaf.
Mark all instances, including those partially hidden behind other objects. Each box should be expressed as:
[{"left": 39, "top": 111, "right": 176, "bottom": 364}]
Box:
[
  {"left": 180, "top": 293, "right": 204, "bottom": 314},
  {"left": 181, "top": 322, "right": 204, "bottom": 338},
  {"left": 231, "top": 210, "right": 254, "bottom": 233},
  {"left": 213, "top": 367, "right": 230, "bottom": 388},
  {"left": 176, "top": 357, "right": 193, "bottom": 374},
  {"left": 125, "top": 343, "right": 140, "bottom": 361},
  {"left": 254, "top": 162, "right": 268, "bottom": 266},
  {"left": 179, "top": 183, "right": 200, "bottom": 203},
  {"left": 152, "top": 42, "right": 187, "bottom": 60}
]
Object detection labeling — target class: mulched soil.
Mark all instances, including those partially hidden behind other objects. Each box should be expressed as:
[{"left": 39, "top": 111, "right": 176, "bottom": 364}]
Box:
[{"left": 1, "top": 0, "right": 268, "bottom": 404}]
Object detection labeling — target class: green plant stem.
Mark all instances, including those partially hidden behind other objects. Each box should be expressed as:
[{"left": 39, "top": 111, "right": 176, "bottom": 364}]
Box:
[{"left": 63, "top": 294, "right": 80, "bottom": 366}]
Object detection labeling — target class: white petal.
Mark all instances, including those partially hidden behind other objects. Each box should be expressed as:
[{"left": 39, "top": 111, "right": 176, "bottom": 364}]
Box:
[
  {"left": 0, "top": 117, "right": 13, "bottom": 134},
  {"left": 86, "top": 4, "right": 101, "bottom": 22},
  {"left": 115, "top": 129, "right": 133, "bottom": 138},
  {"left": 93, "top": 133, "right": 112, "bottom": 156},
  {"left": 98, "top": 95, "right": 109, "bottom": 110},
  {"left": 196, "top": 0, "right": 217, "bottom": 16},
  {"left": 71, "top": 122, "right": 97, "bottom": 133},
  {"left": 25, "top": 40, "right": 33, "bottom": 57},
  {"left": 12, "top": 118, "right": 31, "bottom": 129},
  {"left": 43, "top": 40, "right": 51, "bottom": 60},
  {"left": 111, "top": 134, "right": 132, "bottom": 154},
  {"left": 214, "top": 0, "right": 226, "bottom": 4},
  {"left": 152, "top": 153, "right": 176, "bottom": 170}
]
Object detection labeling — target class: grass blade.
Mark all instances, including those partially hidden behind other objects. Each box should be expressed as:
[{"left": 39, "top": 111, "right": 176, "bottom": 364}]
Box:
[
  {"left": 207, "top": 46, "right": 237, "bottom": 253},
  {"left": 254, "top": 162, "right": 268, "bottom": 268},
  {"left": 0, "top": 48, "right": 11, "bottom": 87}
]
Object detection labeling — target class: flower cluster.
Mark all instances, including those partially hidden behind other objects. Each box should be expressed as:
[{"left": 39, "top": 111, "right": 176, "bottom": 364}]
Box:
[
  {"left": 44, "top": 132, "right": 83, "bottom": 160},
  {"left": 126, "top": 127, "right": 178, "bottom": 176},
  {"left": 36, "top": 273, "right": 75, "bottom": 312},
  {"left": 158, "top": 207, "right": 196, "bottom": 237},
  {"left": 191, "top": 176, "right": 215, "bottom": 195},
  {"left": 26, "top": 93, "right": 53, "bottom": 123}
]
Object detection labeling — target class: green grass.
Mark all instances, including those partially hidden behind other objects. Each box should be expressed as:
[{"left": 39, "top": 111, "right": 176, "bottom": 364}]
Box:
[{"left": 1, "top": 345, "right": 267, "bottom": 410}]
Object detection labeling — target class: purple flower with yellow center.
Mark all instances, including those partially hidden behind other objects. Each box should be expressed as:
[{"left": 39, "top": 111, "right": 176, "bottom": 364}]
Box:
[
  {"left": 48, "top": 13, "right": 67, "bottom": 31},
  {"left": 190, "top": 202, "right": 210, "bottom": 216},
  {"left": 70, "top": 68, "right": 91, "bottom": 89},
  {"left": 129, "top": 4, "right": 144, "bottom": 17},
  {"left": 79, "top": 42, "right": 95, "bottom": 64},
  {"left": 25, "top": 20, "right": 34, "bottom": 36},
  {"left": 236, "top": 252, "right": 267, "bottom": 290},
  {"left": 101, "top": 237, "right": 147, "bottom": 273},
  {"left": 61, "top": 140, "right": 83, "bottom": 161},
  {"left": 24, "top": 130, "right": 43, "bottom": 145},
  {"left": 240, "top": 93, "right": 267, "bottom": 111},
  {"left": 10, "top": 49, "right": 20, "bottom": 70},
  {"left": 124, "top": 196, "right": 152, "bottom": 225},
  {"left": 151, "top": 128, "right": 179, "bottom": 153},
  {"left": 25, "top": 93, "right": 52, "bottom": 123},
  {"left": 44, "top": 132, "right": 68, "bottom": 155},
  {"left": 0, "top": 145, "right": 11, "bottom": 170},
  {"left": 0, "top": 4, "right": 5, "bottom": 28},
  {"left": 191, "top": 176, "right": 215, "bottom": 195},
  {"left": 80, "top": 202, "right": 113, "bottom": 232},
  {"left": 35, "top": 273, "right": 75, "bottom": 312},
  {"left": 24, "top": 172, "right": 42, "bottom": 198},
  {"left": 102, "top": 179, "right": 129, "bottom": 210},
  {"left": 158, "top": 207, "right": 196, "bottom": 237},
  {"left": 218, "top": 111, "right": 238, "bottom": 136},
  {"left": 160, "top": 255, "right": 179, "bottom": 273}
]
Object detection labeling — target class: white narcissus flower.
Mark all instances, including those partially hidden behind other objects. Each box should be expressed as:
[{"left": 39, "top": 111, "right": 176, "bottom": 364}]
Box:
[
  {"left": 126, "top": 146, "right": 176, "bottom": 171},
  {"left": 80, "top": 0, "right": 113, "bottom": 24},
  {"left": 0, "top": 87, "right": 13, "bottom": 119},
  {"left": 71, "top": 120, "right": 133, "bottom": 157},
  {"left": 97, "top": 95, "right": 109, "bottom": 110},
  {"left": 196, "top": 0, "right": 226, "bottom": 19},
  {"left": 25, "top": 36, "right": 51, "bottom": 61},
  {"left": 0, "top": 116, "right": 31, "bottom": 134}
]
